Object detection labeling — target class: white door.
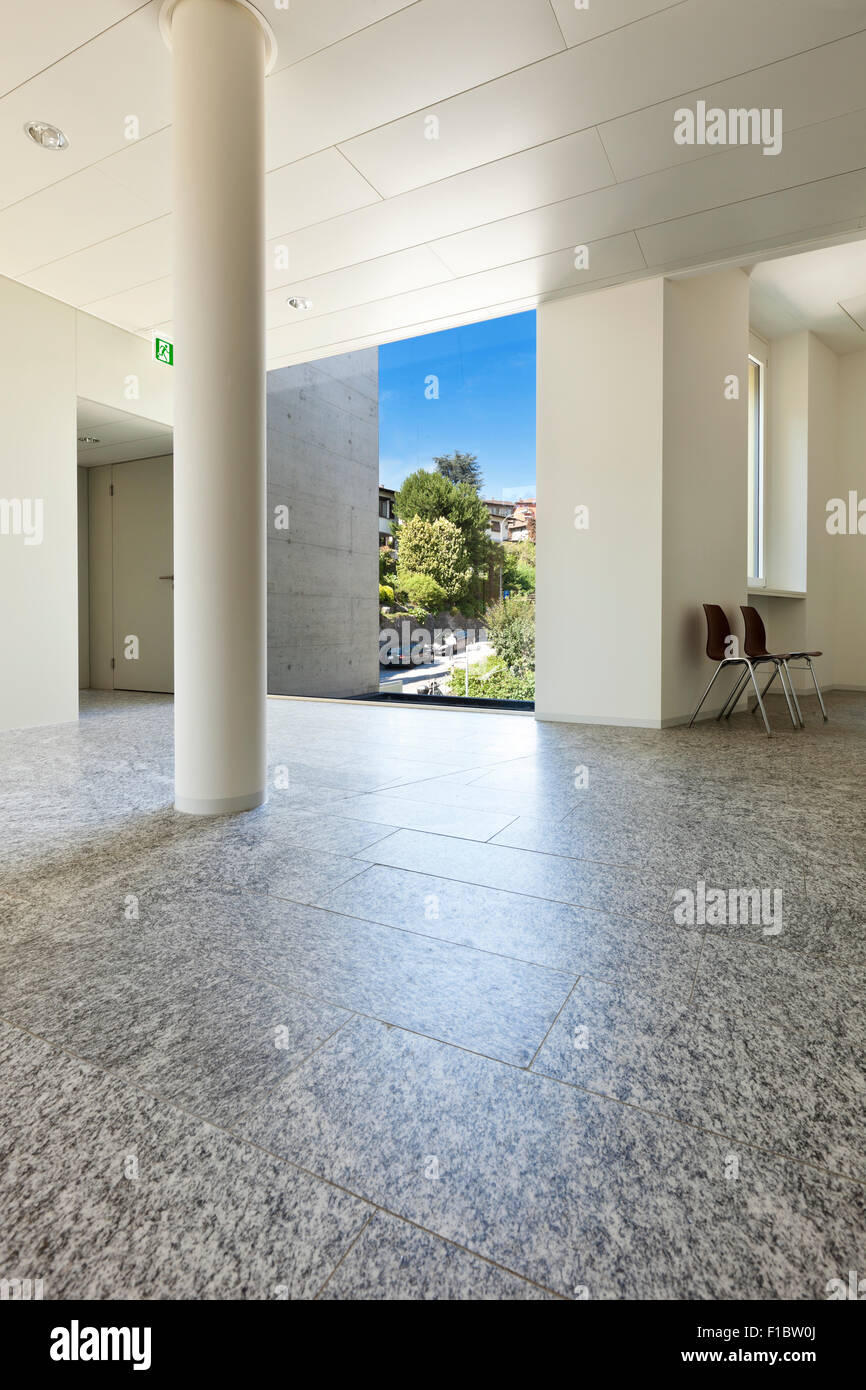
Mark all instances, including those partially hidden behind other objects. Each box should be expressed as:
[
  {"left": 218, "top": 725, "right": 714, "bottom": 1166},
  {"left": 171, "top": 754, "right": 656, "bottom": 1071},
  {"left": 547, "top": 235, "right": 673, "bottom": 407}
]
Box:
[{"left": 112, "top": 456, "right": 174, "bottom": 692}]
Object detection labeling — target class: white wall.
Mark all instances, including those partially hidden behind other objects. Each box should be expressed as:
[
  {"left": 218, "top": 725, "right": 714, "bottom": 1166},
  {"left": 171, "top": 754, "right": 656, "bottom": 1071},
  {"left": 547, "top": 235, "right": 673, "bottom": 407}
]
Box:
[
  {"left": 0, "top": 274, "right": 174, "bottom": 731},
  {"left": 752, "top": 331, "right": 839, "bottom": 694},
  {"left": 537, "top": 269, "right": 750, "bottom": 728},
  {"left": 536, "top": 279, "right": 664, "bottom": 725},
  {"left": 661, "top": 269, "right": 749, "bottom": 724},
  {"left": 76, "top": 311, "right": 174, "bottom": 426},
  {"left": 0, "top": 278, "right": 78, "bottom": 731},
  {"left": 834, "top": 347, "right": 866, "bottom": 688},
  {"left": 764, "top": 332, "right": 809, "bottom": 596}
]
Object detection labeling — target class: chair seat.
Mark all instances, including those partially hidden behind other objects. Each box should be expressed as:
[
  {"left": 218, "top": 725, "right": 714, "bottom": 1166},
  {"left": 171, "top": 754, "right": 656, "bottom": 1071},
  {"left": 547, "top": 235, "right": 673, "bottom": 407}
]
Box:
[{"left": 788, "top": 650, "right": 822, "bottom": 658}]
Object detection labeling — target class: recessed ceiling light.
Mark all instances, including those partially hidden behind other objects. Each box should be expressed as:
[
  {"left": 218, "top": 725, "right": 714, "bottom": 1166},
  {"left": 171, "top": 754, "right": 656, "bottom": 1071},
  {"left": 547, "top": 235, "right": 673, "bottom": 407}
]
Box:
[
  {"left": 286, "top": 296, "right": 313, "bottom": 310},
  {"left": 24, "top": 121, "right": 69, "bottom": 150},
  {"left": 77, "top": 435, "right": 100, "bottom": 445}
]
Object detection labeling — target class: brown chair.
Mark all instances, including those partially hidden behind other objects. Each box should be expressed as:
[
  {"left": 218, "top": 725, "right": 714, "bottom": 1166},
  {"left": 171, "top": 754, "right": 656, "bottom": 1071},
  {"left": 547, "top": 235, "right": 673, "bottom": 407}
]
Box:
[
  {"left": 717, "top": 605, "right": 799, "bottom": 729},
  {"left": 738, "top": 605, "right": 827, "bottom": 724},
  {"left": 689, "top": 604, "right": 774, "bottom": 734}
]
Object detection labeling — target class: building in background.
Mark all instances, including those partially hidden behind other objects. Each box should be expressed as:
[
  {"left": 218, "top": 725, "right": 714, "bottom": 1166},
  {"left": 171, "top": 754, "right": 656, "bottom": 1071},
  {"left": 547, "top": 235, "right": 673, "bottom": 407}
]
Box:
[
  {"left": 379, "top": 485, "right": 396, "bottom": 541},
  {"left": 507, "top": 500, "right": 537, "bottom": 542},
  {"left": 483, "top": 499, "right": 515, "bottom": 541}
]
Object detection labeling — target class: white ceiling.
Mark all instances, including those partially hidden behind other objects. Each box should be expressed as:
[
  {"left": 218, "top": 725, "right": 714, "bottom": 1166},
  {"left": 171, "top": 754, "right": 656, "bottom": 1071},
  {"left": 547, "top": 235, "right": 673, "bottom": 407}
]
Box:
[
  {"left": 749, "top": 236, "right": 866, "bottom": 354},
  {"left": 4, "top": 0, "right": 866, "bottom": 368},
  {"left": 77, "top": 397, "right": 172, "bottom": 465}
]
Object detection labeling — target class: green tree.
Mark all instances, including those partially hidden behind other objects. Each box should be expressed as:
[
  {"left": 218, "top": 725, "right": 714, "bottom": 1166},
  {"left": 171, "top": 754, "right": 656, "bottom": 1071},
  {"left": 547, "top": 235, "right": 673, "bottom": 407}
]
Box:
[
  {"left": 500, "top": 540, "right": 536, "bottom": 595},
  {"left": 394, "top": 469, "right": 490, "bottom": 570},
  {"left": 397, "top": 515, "right": 472, "bottom": 606},
  {"left": 485, "top": 594, "right": 535, "bottom": 679},
  {"left": 434, "top": 451, "right": 483, "bottom": 492}
]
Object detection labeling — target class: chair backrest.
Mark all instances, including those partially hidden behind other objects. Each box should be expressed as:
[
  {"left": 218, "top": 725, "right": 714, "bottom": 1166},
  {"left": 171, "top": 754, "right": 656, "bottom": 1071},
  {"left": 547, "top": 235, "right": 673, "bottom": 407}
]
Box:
[
  {"left": 740, "top": 605, "right": 769, "bottom": 657},
  {"left": 702, "top": 603, "right": 734, "bottom": 662}
]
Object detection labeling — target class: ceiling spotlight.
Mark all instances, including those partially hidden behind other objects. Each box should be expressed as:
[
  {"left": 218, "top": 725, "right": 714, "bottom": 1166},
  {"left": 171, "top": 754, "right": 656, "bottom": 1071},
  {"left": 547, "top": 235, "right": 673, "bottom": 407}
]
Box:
[
  {"left": 77, "top": 435, "right": 100, "bottom": 445},
  {"left": 24, "top": 120, "right": 69, "bottom": 150},
  {"left": 286, "top": 296, "right": 312, "bottom": 311}
]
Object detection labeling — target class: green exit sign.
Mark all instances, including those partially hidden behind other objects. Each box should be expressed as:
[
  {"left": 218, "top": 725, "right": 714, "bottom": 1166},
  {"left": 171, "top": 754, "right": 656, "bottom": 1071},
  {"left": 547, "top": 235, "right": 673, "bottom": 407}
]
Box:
[{"left": 154, "top": 337, "right": 174, "bottom": 366}]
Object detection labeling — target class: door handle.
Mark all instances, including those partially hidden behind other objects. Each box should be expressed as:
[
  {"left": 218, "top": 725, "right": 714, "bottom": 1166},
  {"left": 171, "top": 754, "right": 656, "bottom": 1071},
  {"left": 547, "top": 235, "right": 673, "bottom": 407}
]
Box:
[{"left": 158, "top": 575, "right": 174, "bottom": 580}]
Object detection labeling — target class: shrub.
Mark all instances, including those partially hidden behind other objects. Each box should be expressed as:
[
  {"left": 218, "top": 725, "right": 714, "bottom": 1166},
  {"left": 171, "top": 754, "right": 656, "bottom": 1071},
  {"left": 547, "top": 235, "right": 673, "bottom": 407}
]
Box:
[{"left": 400, "top": 572, "right": 447, "bottom": 614}]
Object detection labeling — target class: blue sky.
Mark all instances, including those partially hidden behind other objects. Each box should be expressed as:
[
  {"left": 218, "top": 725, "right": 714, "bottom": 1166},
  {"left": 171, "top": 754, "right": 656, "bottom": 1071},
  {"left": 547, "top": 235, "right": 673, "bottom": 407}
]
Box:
[{"left": 378, "top": 310, "right": 536, "bottom": 500}]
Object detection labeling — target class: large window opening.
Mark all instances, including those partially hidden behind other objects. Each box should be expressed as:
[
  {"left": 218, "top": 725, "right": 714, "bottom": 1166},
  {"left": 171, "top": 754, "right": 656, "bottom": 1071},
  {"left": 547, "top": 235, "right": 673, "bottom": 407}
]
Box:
[{"left": 377, "top": 311, "right": 536, "bottom": 705}]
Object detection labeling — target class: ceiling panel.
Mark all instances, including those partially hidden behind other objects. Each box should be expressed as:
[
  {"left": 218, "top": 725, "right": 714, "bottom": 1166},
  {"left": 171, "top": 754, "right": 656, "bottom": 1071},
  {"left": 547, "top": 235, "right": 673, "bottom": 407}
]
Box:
[
  {"left": 265, "top": 129, "right": 616, "bottom": 287},
  {"left": 549, "top": 0, "right": 685, "bottom": 48},
  {"left": 0, "top": 1, "right": 169, "bottom": 211},
  {"left": 266, "top": 1, "right": 419, "bottom": 74},
  {"left": 267, "top": 246, "right": 454, "bottom": 329},
  {"left": 3, "top": 0, "right": 866, "bottom": 373},
  {"left": 264, "top": 0, "right": 565, "bottom": 171},
  {"left": 0, "top": 0, "right": 141, "bottom": 97},
  {"left": 840, "top": 290, "right": 866, "bottom": 328},
  {"left": 748, "top": 239, "right": 866, "bottom": 352},
  {"left": 0, "top": 164, "right": 156, "bottom": 277},
  {"left": 77, "top": 397, "right": 152, "bottom": 430},
  {"left": 81, "top": 275, "right": 172, "bottom": 333},
  {"left": 265, "top": 149, "right": 381, "bottom": 239},
  {"left": 636, "top": 168, "right": 866, "bottom": 267},
  {"left": 338, "top": 0, "right": 866, "bottom": 196},
  {"left": 99, "top": 126, "right": 172, "bottom": 214},
  {"left": 77, "top": 432, "right": 173, "bottom": 466},
  {"left": 265, "top": 232, "right": 645, "bottom": 360},
  {"left": 599, "top": 28, "right": 866, "bottom": 183},
  {"left": 19, "top": 216, "right": 171, "bottom": 306},
  {"left": 428, "top": 107, "right": 866, "bottom": 277}
]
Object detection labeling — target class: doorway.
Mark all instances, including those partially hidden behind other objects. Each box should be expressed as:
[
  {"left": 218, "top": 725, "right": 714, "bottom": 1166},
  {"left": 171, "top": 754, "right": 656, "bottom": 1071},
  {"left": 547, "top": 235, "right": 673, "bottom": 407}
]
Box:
[{"left": 78, "top": 400, "right": 174, "bottom": 694}]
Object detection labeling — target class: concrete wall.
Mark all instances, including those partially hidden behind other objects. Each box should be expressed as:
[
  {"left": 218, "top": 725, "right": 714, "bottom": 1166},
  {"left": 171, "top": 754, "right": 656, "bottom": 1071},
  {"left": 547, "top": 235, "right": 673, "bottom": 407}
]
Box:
[
  {"left": 266, "top": 348, "right": 380, "bottom": 697},
  {"left": 661, "top": 269, "right": 749, "bottom": 724},
  {"left": 536, "top": 279, "right": 665, "bottom": 726}
]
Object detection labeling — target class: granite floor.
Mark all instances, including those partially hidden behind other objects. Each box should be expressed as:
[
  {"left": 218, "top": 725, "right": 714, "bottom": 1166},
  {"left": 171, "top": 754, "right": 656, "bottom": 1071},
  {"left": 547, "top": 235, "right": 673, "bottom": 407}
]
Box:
[{"left": 0, "top": 688, "right": 864, "bottom": 1300}]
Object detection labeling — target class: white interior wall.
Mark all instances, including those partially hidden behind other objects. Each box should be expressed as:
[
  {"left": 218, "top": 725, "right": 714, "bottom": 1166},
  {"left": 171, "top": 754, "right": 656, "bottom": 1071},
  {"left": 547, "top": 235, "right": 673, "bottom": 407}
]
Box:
[
  {"left": 752, "top": 330, "right": 840, "bottom": 696},
  {"left": 763, "top": 332, "right": 809, "bottom": 597},
  {"left": 535, "top": 279, "right": 664, "bottom": 726},
  {"left": 661, "top": 269, "right": 749, "bottom": 724},
  {"left": 0, "top": 273, "right": 173, "bottom": 731},
  {"left": 0, "top": 277, "right": 78, "bottom": 732},
  {"left": 834, "top": 347, "right": 866, "bottom": 689}
]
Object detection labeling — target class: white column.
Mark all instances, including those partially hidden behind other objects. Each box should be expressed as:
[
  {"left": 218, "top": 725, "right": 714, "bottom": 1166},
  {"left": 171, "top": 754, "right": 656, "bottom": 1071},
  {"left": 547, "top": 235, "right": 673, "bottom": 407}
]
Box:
[{"left": 162, "top": 0, "right": 276, "bottom": 814}]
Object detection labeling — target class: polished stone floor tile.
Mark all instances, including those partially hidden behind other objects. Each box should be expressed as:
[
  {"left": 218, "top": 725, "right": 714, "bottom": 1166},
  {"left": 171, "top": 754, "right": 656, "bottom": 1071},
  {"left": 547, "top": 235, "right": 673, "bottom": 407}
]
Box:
[
  {"left": 319, "top": 1212, "right": 555, "bottom": 1300},
  {"left": 314, "top": 863, "right": 702, "bottom": 995},
  {"left": 356, "top": 829, "right": 674, "bottom": 920},
  {"left": 2, "top": 689, "right": 865, "bottom": 1300},
  {"left": 1, "top": 957, "right": 353, "bottom": 1129},
  {"left": 693, "top": 934, "right": 866, "bottom": 1046},
  {"left": 532, "top": 977, "right": 866, "bottom": 1180},
  {"left": 0, "top": 1021, "right": 371, "bottom": 1299},
  {"left": 334, "top": 791, "right": 517, "bottom": 842},
  {"left": 237, "top": 1015, "right": 865, "bottom": 1299}
]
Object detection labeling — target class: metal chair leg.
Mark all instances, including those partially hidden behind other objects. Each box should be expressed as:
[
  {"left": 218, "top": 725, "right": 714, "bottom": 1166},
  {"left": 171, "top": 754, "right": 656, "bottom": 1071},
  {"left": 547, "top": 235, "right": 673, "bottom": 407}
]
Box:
[
  {"left": 806, "top": 658, "right": 828, "bottom": 721},
  {"left": 747, "top": 661, "right": 772, "bottom": 735},
  {"left": 748, "top": 663, "right": 779, "bottom": 714},
  {"left": 689, "top": 662, "right": 725, "bottom": 727},
  {"left": 775, "top": 661, "right": 798, "bottom": 729},
  {"left": 718, "top": 667, "right": 749, "bottom": 721},
  {"left": 782, "top": 660, "right": 804, "bottom": 727}
]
